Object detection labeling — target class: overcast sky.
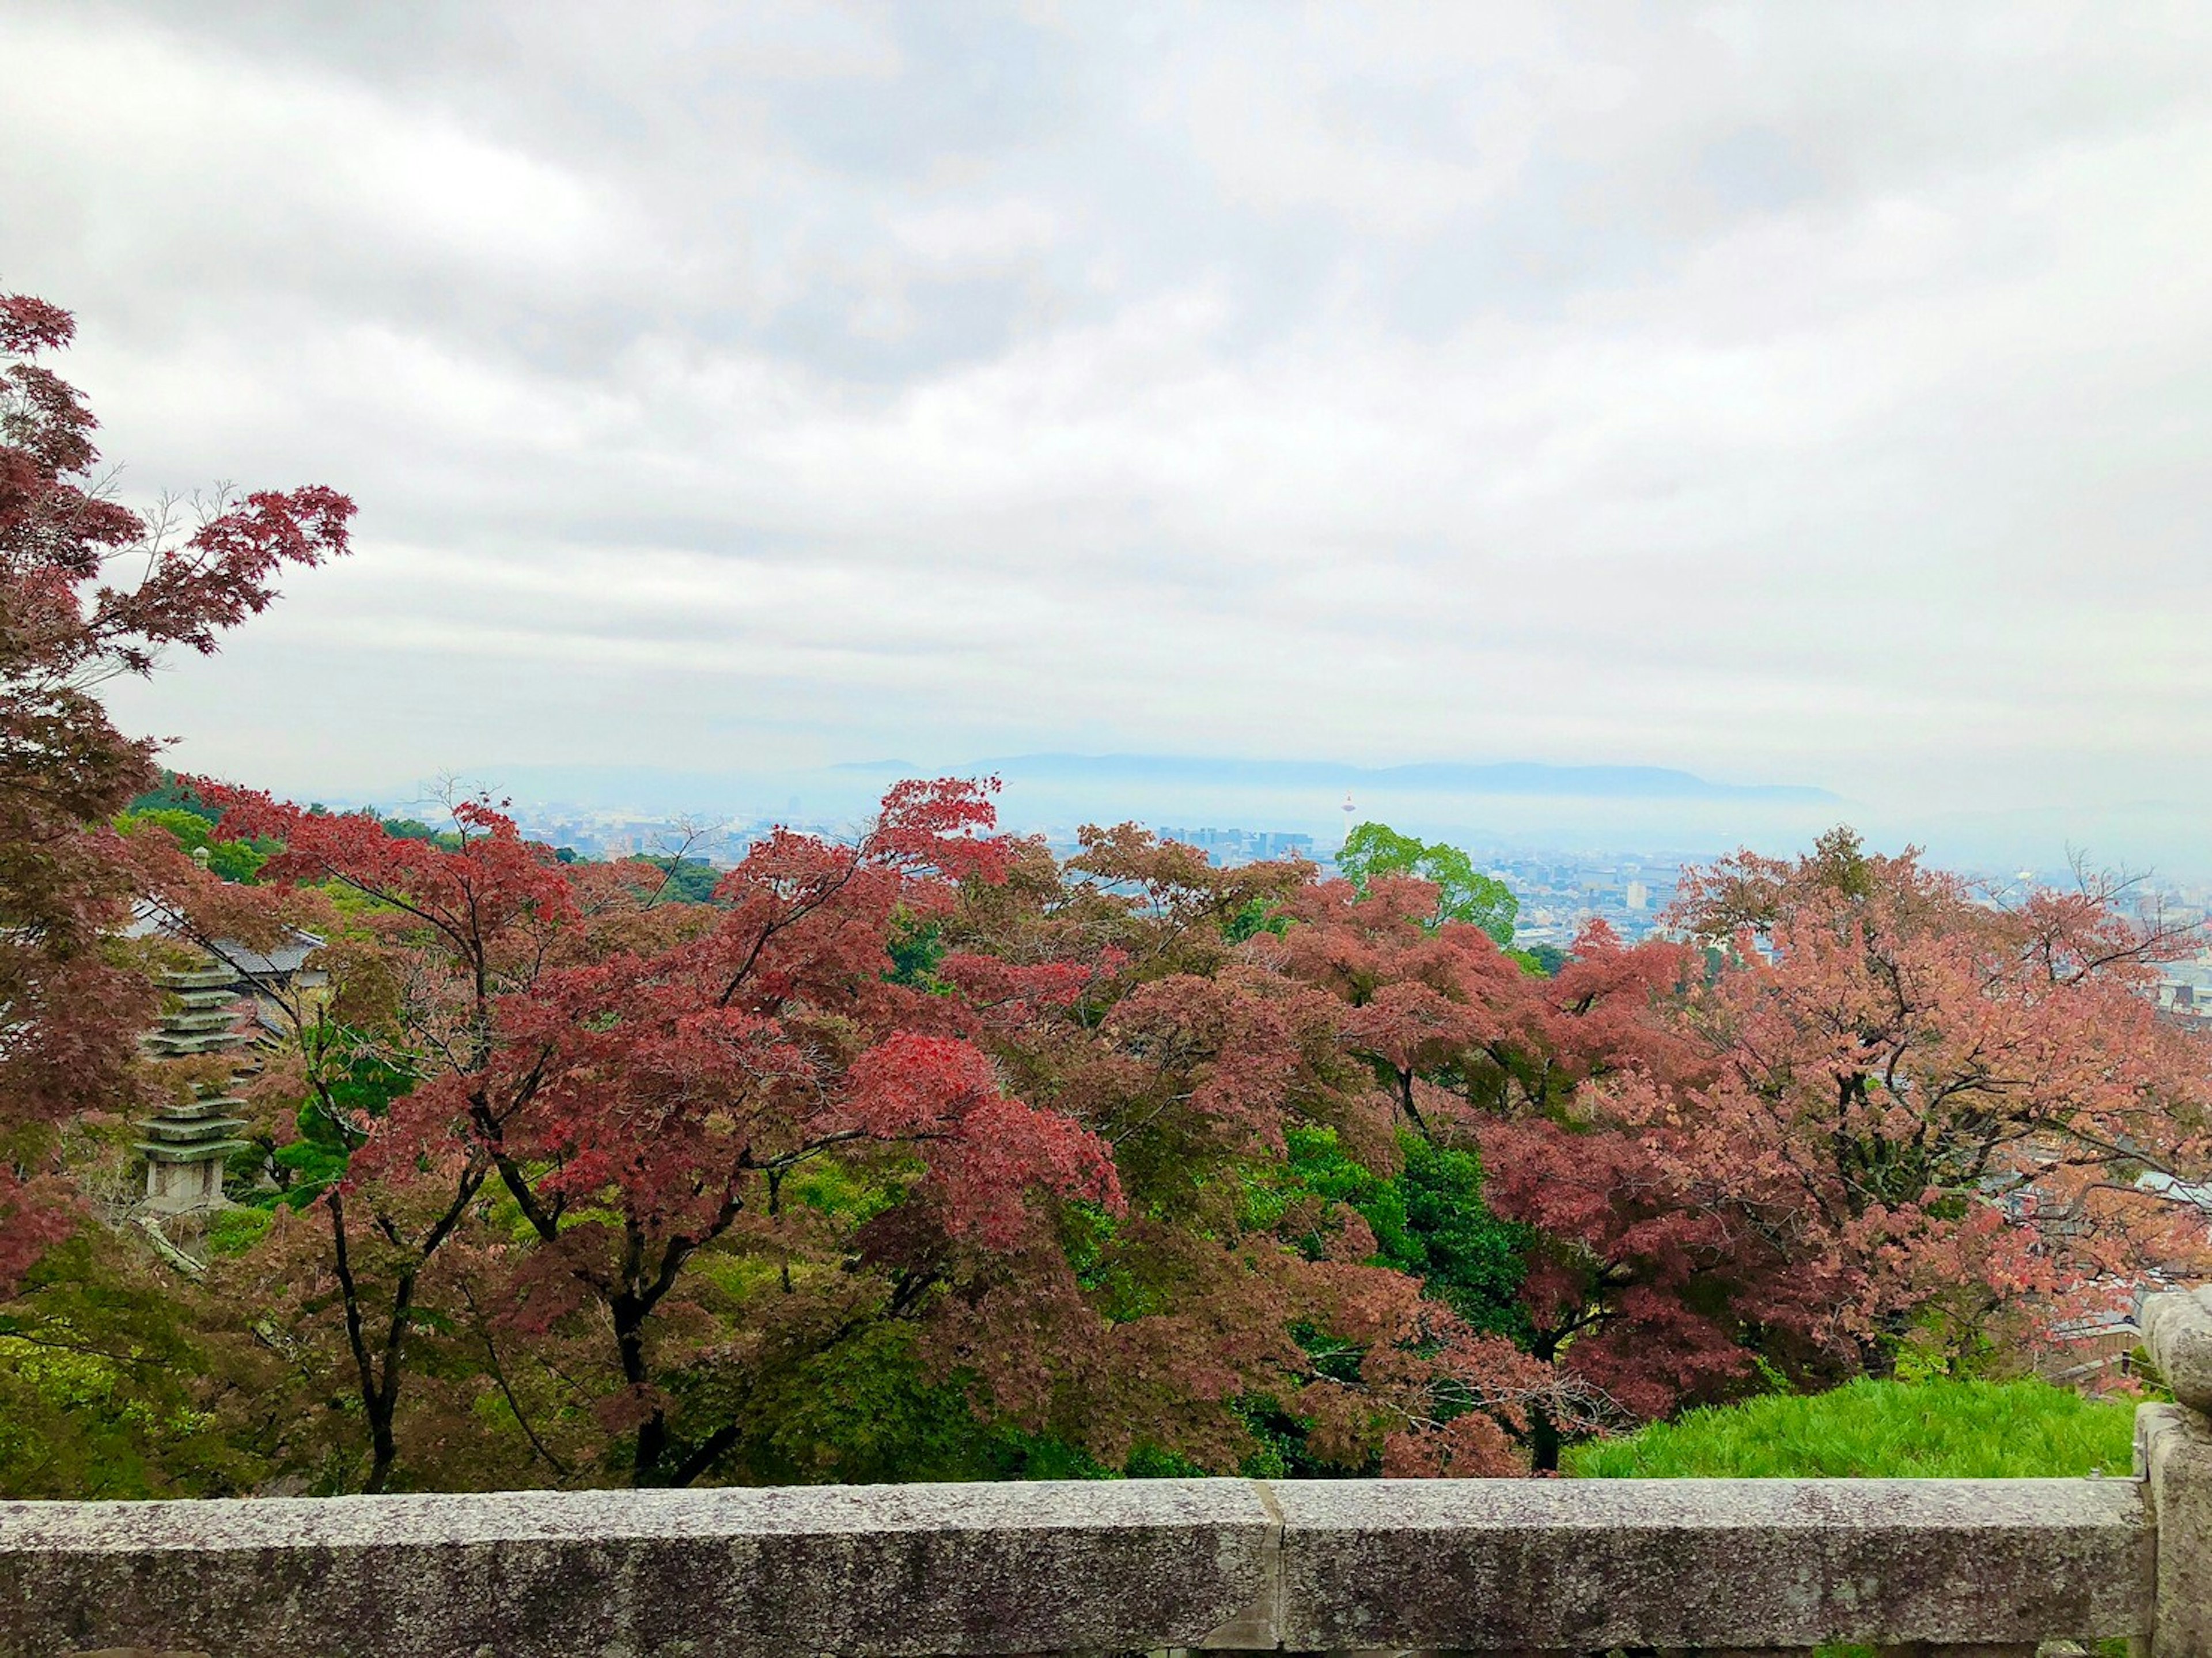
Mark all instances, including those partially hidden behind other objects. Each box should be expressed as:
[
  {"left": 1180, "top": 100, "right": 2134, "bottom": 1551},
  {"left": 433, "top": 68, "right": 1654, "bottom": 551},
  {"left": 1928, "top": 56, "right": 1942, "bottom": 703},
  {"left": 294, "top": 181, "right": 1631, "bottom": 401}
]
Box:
[{"left": 7, "top": 2, "right": 2212, "bottom": 853}]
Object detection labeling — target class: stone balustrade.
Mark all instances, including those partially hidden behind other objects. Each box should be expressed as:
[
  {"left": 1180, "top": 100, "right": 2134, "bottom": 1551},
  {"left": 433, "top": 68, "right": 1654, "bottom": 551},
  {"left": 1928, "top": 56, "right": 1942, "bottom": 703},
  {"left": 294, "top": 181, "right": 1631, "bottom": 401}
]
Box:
[{"left": 7, "top": 1289, "right": 2212, "bottom": 1657}]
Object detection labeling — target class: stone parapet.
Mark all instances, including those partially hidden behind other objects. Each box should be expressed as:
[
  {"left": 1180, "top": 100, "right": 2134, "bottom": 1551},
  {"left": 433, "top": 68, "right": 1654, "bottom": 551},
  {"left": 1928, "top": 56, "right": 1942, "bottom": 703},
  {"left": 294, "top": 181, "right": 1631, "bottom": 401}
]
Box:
[{"left": 0, "top": 1473, "right": 2153, "bottom": 1658}]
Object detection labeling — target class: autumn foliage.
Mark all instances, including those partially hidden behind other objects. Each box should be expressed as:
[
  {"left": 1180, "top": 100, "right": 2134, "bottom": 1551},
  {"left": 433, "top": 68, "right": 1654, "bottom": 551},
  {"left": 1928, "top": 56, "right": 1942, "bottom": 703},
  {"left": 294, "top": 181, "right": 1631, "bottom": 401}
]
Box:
[
  {"left": 11, "top": 289, "right": 2212, "bottom": 1498},
  {"left": 112, "top": 792, "right": 2207, "bottom": 1492}
]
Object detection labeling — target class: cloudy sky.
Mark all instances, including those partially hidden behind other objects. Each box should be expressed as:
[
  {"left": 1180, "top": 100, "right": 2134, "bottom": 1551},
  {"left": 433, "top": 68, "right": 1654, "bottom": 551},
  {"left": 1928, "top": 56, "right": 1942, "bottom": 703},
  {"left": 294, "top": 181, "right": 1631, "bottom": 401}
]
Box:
[{"left": 7, "top": 3, "right": 2211, "bottom": 859}]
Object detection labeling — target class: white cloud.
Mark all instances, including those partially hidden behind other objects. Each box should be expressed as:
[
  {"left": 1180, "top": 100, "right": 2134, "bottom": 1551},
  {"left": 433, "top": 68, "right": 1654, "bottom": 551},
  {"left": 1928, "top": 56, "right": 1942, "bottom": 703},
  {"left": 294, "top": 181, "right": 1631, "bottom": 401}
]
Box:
[{"left": 11, "top": 0, "right": 2212, "bottom": 865}]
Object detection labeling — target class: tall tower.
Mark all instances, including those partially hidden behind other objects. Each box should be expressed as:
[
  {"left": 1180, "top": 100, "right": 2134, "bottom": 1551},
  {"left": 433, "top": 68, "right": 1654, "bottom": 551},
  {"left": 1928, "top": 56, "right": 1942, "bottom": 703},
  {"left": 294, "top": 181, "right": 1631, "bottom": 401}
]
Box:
[{"left": 135, "top": 965, "right": 252, "bottom": 1213}]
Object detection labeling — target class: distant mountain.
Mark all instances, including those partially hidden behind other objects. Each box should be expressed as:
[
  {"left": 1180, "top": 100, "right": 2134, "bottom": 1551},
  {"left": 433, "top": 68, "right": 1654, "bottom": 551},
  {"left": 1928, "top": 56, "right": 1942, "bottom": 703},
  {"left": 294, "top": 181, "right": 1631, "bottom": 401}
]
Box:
[
  {"left": 351, "top": 756, "right": 1838, "bottom": 840},
  {"left": 834, "top": 753, "right": 1838, "bottom": 804}
]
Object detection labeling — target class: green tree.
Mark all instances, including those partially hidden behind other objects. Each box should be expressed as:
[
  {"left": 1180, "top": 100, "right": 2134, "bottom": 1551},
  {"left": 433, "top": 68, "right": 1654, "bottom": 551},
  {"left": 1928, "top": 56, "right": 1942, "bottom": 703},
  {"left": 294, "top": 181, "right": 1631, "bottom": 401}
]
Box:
[
  {"left": 116, "top": 807, "right": 276, "bottom": 883},
  {"left": 1334, "top": 822, "right": 1518, "bottom": 944},
  {"left": 379, "top": 817, "right": 465, "bottom": 850},
  {"left": 204, "top": 839, "right": 272, "bottom": 882},
  {"left": 126, "top": 772, "right": 222, "bottom": 825},
  {"left": 1256, "top": 1128, "right": 1528, "bottom": 1340},
  {"left": 119, "top": 806, "right": 214, "bottom": 852},
  {"left": 637, "top": 853, "right": 722, "bottom": 905},
  {"left": 1521, "top": 942, "right": 1568, "bottom": 977}
]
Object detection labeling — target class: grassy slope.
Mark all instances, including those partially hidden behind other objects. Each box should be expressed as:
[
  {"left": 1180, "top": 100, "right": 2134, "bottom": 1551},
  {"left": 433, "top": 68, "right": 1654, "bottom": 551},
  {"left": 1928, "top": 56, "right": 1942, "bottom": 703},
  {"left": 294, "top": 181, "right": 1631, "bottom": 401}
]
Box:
[{"left": 1565, "top": 1377, "right": 2138, "bottom": 1479}]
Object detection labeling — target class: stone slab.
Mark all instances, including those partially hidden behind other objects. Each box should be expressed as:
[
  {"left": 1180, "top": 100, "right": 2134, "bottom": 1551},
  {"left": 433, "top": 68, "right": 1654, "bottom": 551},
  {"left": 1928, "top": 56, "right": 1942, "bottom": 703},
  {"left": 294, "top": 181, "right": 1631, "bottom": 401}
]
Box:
[
  {"left": 1266, "top": 1477, "right": 2152, "bottom": 1653},
  {"left": 0, "top": 1479, "right": 1274, "bottom": 1658}
]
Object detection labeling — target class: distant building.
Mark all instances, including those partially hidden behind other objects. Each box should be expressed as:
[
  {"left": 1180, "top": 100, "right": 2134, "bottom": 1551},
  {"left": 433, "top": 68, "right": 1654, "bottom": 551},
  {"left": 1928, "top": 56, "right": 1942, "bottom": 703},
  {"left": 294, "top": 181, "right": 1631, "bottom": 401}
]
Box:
[
  {"left": 2158, "top": 982, "right": 2209, "bottom": 1027},
  {"left": 1156, "top": 826, "right": 1315, "bottom": 866}
]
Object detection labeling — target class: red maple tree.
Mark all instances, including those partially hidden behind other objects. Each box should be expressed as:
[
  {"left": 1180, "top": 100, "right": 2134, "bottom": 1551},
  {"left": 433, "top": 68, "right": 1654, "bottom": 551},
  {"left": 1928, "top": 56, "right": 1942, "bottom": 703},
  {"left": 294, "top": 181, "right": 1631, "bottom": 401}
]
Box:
[
  {"left": 1466, "top": 835, "right": 2212, "bottom": 1462},
  {"left": 1661, "top": 832, "right": 2212, "bottom": 1365},
  {"left": 183, "top": 780, "right": 1120, "bottom": 1488},
  {"left": 0, "top": 293, "right": 350, "bottom": 1293}
]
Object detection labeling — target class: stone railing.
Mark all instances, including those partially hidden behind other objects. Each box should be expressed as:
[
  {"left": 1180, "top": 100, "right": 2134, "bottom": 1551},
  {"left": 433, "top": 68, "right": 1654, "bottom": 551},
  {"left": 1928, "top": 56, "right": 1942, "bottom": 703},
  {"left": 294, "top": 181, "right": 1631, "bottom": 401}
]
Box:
[{"left": 7, "top": 1289, "right": 2212, "bottom": 1658}]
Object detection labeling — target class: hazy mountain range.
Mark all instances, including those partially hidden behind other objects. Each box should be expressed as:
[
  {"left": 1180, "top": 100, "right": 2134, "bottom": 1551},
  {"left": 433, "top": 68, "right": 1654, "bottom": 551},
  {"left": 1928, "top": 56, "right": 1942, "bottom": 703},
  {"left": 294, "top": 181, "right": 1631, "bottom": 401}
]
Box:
[
  {"left": 346, "top": 753, "right": 2211, "bottom": 879},
  {"left": 354, "top": 753, "right": 1844, "bottom": 861},
  {"left": 836, "top": 754, "right": 1838, "bottom": 803},
  {"left": 367, "top": 753, "right": 1832, "bottom": 814}
]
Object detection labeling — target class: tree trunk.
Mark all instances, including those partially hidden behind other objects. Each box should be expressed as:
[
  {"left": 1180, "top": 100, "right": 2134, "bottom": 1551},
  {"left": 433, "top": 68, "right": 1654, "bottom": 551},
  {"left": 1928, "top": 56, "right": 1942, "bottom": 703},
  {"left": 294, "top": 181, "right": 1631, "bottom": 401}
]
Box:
[
  {"left": 613, "top": 1293, "right": 671, "bottom": 1486},
  {"left": 329, "top": 1193, "right": 406, "bottom": 1495},
  {"left": 1529, "top": 1407, "right": 1562, "bottom": 1473},
  {"left": 363, "top": 1405, "right": 399, "bottom": 1494},
  {"left": 1529, "top": 1326, "right": 1565, "bottom": 1472}
]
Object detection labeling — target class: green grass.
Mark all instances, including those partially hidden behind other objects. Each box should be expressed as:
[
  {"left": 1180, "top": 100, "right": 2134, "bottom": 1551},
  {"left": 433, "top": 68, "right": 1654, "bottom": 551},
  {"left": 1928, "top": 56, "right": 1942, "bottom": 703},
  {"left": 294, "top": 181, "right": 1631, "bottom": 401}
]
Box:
[{"left": 1565, "top": 1377, "right": 2137, "bottom": 1479}]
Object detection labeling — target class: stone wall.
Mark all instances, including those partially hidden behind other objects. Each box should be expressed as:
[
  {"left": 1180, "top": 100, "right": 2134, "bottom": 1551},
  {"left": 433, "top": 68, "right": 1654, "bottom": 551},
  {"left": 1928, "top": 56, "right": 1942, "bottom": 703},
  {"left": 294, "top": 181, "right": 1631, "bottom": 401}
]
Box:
[{"left": 0, "top": 1471, "right": 2156, "bottom": 1658}]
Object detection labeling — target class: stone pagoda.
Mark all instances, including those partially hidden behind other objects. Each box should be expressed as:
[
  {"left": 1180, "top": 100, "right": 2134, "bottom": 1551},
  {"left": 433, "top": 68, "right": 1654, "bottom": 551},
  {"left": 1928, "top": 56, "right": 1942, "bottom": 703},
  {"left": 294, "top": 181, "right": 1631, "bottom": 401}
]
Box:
[{"left": 135, "top": 965, "right": 252, "bottom": 1213}]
